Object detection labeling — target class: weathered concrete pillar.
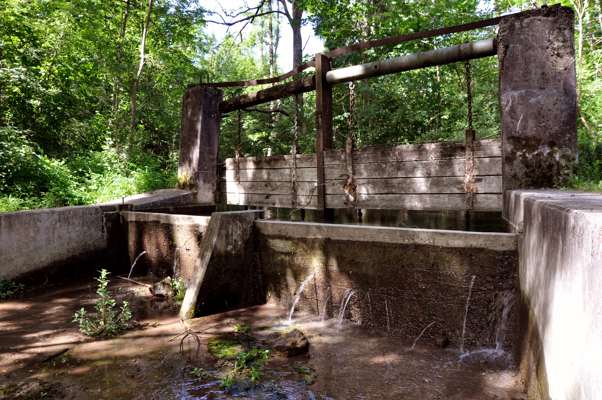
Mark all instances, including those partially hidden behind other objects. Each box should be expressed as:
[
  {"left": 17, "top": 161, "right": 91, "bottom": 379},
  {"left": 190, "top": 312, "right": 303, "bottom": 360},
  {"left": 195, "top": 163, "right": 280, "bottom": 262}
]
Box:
[
  {"left": 498, "top": 6, "right": 577, "bottom": 191},
  {"left": 178, "top": 86, "right": 223, "bottom": 204}
]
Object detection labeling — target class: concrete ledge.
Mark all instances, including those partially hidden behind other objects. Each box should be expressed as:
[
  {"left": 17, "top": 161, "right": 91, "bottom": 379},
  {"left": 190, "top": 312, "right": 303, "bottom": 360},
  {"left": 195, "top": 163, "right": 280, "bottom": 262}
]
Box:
[
  {"left": 504, "top": 189, "right": 602, "bottom": 232},
  {"left": 0, "top": 206, "right": 108, "bottom": 280},
  {"left": 508, "top": 190, "right": 602, "bottom": 400},
  {"left": 255, "top": 220, "right": 517, "bottom": 251},
  {"left": 99, "top": 188, "right": 197, "bottom": 211},
  {"left": 120, "top": 211, "right": 211, "bottom": 227}
]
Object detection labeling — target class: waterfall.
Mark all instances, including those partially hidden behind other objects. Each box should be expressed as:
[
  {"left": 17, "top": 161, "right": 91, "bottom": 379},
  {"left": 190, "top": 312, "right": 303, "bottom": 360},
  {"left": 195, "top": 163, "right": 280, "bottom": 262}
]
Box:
[
  {"left": 287, "top": 272, "right": 316, "bottom": 323},
  {"left": 459, "top": 275, "right": 476, "bottom": 353},
  {"left": 337, "top": 289, "right": 356, "bottom": 326}
]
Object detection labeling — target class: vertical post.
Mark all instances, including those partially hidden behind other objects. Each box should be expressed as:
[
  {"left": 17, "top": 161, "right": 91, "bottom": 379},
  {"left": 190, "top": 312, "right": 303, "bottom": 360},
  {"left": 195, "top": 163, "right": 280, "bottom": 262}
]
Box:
[
  {"left": 315, "top": 53, "right": 334, "bottom": 221},
  {"left": 498, "top": 6, "right": 577, "bottom": 192},
  {"left": 178, "top": 86, "right": 223, "bottom": 204}
]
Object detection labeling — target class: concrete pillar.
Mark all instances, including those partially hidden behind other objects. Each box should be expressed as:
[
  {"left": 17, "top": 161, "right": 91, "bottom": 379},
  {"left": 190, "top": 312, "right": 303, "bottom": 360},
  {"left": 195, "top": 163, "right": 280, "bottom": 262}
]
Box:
[
  {"left": 498, "top": 6, "right": 577, "bottom": 191},
  {"left": 178, "top": 86, "right": 222, "bottom": 204}
]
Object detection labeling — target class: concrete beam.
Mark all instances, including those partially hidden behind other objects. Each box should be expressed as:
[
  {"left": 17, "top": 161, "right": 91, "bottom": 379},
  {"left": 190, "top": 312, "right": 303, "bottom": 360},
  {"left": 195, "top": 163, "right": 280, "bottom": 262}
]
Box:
[{"left": 255, "top": 220, "right": 517, "bottom": 251}]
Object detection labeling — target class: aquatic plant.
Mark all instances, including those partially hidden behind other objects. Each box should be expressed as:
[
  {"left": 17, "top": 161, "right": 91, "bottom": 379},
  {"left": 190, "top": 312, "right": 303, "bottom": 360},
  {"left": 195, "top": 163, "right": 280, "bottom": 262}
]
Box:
[{"left": 72, "top": 269, "right": 132, "bottom": 337}]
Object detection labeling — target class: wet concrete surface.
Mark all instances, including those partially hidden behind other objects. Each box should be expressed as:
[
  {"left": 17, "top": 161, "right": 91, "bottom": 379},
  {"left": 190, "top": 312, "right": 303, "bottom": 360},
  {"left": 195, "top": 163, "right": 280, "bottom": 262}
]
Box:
[{"left": 0, "top": 280, "right": 526, "bottom": 399}]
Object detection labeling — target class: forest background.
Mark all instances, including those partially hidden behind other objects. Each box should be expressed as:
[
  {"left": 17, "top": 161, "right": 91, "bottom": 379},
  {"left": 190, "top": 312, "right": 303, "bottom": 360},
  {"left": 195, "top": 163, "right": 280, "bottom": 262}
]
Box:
[{"left": 0, "top": 0, "right": 599, "bottom": 212}]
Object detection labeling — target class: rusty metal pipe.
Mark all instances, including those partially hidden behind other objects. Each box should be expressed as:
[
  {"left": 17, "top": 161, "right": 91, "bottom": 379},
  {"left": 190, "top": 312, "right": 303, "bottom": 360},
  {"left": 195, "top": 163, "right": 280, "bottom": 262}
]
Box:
[{"left": 325, "top": 38, "right": 496, "bottom": 85}]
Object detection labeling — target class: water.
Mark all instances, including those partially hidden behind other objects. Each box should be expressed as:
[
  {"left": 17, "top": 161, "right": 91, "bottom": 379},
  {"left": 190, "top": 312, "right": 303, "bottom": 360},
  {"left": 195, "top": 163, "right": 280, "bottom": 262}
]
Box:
[
  {"left": 337, "top": 289, "right": 356, "bottom": 326},
  {"left": 127, "top": 250, "right": 147, "bottom": 278},
  {"left": 410, "top": 321, "right": 436, "bottom": 351},
  {"left": 459, "top": 290, "right": 516, "bottom": 364},
  {"left": 459, "top": 275, "right": 476, "bottom": 353},
  {"left": 494, "top": 291, "right": 515, "bottom": 350},
  {"left": 320, "top": 289, "right": 331, "bottom": 321},
  {"left": 287, "top": 272, "right": 316, "bottom": 323}
]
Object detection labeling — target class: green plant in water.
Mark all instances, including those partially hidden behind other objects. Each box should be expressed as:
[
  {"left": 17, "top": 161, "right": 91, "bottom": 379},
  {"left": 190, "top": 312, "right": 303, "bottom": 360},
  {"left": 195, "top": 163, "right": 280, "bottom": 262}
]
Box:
[
  {"left": 220, "top": 372, "right": 235, "bottom": 390},
  {"left": 170, "top": 277, "right": 186, "bottom": 305},
  {"left": 190, "top": 367, "right": 211, "bottom": 380},
  {"left": 72, "top": 269, "right": 132, "bottom": 337},
  {"left": 233, "top": 323, "right": 250, "bottom": 334},
  {"left": 0, "top": 279, "right": 24, "bottom": 300},
  {"left": 208, "top": 338, "right": 244, "bottom": 360},
  {"left": 234, "top": 348, "right": 271, "bottom": 383}
]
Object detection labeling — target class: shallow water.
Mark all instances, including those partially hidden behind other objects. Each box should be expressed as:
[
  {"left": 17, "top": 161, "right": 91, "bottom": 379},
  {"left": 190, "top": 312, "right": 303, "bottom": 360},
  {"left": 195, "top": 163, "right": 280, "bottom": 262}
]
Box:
[{"left": 0, "top": 281, "right": 525, "bottom": 400}]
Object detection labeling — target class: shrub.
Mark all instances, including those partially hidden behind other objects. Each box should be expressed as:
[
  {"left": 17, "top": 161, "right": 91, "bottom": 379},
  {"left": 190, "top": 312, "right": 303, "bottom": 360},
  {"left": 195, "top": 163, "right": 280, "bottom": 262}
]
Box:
[
  {"left": 73, "top": 269, "right": 132, "bottom": 337},
  {"left": 0, "top": 279, "right": 24, "bottom": 300}
]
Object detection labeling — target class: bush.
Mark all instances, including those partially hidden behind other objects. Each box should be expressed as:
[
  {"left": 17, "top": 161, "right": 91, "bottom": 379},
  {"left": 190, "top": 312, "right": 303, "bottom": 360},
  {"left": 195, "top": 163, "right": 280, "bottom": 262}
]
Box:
[
  {"left": 0, "top": 279, "right": 24, "bottom": 300},
  {"left": 73, "top": 269, "right": 132, "bottom": 337}
]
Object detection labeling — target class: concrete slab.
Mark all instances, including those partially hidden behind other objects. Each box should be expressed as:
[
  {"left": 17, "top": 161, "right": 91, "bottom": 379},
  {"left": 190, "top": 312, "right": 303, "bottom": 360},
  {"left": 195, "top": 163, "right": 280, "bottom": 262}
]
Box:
[{"left": 255, "top": 220, "right": 518, "bottom": 251}]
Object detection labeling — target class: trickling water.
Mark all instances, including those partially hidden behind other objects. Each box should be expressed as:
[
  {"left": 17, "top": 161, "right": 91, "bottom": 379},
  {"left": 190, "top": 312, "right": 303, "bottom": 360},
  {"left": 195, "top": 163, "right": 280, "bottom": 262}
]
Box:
[
  {"left": 495, "top": 291, "right": 515, "bottom": 351},
  {"left": 459, "top": 290, "right": 516, "bottom": 364},
  {"left": 410, "top": 321, "right": 436, "bottom": 351},
  {"left": 337, "top": 289, "right": 356, "bottom": 326},
  {"left": 127, "top": 251, "right": 147, "bottom": 279},
  {"left": 320, "top": 289, "right": 331, "bottom": 321},
  {"left": 459, "top": 275, "right": 476, "bottom": 353},
  {"left": 287, "top": 272, "right": 316, "bottom": 323},
  {"left": 384, "top": 298, "right": 391, "bottom": 333}
]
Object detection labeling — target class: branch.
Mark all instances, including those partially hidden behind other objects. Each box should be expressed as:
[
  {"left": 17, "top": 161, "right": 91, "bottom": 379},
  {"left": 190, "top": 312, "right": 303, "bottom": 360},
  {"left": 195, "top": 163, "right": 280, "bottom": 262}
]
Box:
[
  {"left": 243, "top": 106, "right": 290, "bottom": 116},
  {"left": 277, "top": 0, "right": 293, "bottom": 23},
  {"left": 204, "top": 10, "right": 287, "bottom": 26}
]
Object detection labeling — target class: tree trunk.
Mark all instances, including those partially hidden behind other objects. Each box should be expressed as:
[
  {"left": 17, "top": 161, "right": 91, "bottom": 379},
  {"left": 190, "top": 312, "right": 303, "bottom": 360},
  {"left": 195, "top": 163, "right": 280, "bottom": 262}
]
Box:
[
  {"left": 130, "top": 0, "right": 154, "bottom": 130},
  {"left": 112, "top": 0, "right": 130, "bottom": 113}
]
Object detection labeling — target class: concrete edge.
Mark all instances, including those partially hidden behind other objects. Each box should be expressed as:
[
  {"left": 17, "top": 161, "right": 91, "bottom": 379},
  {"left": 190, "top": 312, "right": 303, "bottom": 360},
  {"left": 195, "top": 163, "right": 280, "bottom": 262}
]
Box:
[
  {"left": 120, "top": 211, "right": 211, "bottom": 227},
  {"left": 504, "top": 190, "right": 602, "bottom": 233},
  {"left": 255, "top": 220, "right": 518, "bottom": 251}
]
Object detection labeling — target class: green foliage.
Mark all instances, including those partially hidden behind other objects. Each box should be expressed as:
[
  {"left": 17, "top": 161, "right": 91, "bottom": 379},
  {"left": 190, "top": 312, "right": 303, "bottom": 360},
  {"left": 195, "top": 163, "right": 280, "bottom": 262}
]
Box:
[
  {"left": 233, "top": 348, "right": 270, "bottom": 383},
  {"left": 72, "top": 269, "right": 132, "bottom": 337},
  {"left": 170, "top": 277, "right": 186, "bottom": 305},
  {"left": 207, "top": 338, "right": 244, "bottom": 360},
  {"left": 0, "top": 279, "right": 24, "bottom": 300},
  {"left": 233, "top": 323, "right": 251, "bottom": 334},
  {"left": 0, "top": 0, "right": 600, "bottom": 204},
  {"left": 189, "top": 367, "right": 212, "bottom": 380}
]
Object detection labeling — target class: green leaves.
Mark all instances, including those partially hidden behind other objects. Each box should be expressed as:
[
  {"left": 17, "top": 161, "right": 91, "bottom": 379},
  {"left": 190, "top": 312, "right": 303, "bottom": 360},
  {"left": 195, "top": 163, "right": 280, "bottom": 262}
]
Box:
[{"left": 72, "top": 269, "right": 132, "bottom": 338}]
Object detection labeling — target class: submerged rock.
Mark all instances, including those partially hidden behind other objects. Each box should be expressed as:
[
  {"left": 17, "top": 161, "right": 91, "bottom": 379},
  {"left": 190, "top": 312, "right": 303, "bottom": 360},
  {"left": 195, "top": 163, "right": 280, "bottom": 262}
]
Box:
[
  {"left": 271, "top": 329, "right": 310, "bottom": 357},
  {"left": 151, "top": 277, "right": 174, "bottom": 298}
]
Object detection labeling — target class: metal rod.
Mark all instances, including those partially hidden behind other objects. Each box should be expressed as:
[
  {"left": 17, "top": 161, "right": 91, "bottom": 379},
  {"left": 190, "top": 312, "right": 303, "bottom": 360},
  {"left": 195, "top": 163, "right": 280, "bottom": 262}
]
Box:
[{"left": 326, "top": 39, "right": 496, "bottom": 85}]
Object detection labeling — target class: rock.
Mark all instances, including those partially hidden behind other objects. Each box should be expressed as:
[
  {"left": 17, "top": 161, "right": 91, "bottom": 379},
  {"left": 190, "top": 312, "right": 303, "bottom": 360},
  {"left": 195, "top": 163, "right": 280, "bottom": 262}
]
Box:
[
  {"left": 271, "top": 329, "right": 309, "bottom": 357},
  {"left": 151, "top": 277, "right": 174, "bottom": 298}
]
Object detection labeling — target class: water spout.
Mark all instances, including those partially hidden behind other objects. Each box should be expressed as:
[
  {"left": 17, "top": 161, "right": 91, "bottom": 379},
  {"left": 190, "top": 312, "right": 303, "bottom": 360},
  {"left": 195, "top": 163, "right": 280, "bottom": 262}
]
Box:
[
  {"left": 337, "top": 289, "right": 356, "bottom": 326},
  {"left": 127, "top": 251, "right": 147, "bottom": 279},
  {"left": 459, "top": 275, "right": 476, "bottom": 353},
  {"left": 495, "top": 291, "right": 515, "bottom": 351},
  {"left": 287, "top": 272, "right": 316, "bottom": 323}
]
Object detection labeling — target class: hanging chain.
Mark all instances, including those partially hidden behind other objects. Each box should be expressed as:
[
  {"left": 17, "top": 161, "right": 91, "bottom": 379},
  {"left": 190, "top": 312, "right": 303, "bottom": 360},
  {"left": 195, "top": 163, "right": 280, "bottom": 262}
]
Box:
[
  {"left": 463, "top": 60, "right": 476, "bottom": 209},
  {"left": 464, "top": 60, "right": 474, "bottom": 140},
  {"left": 343, "top": 82, "right": 358, "bottom": 208},
  {"left": 290, "top": 95, "right": 300, "bottom": 213},
  {"left": 235, "top": 109, "right": 242, "bottom": 183}
]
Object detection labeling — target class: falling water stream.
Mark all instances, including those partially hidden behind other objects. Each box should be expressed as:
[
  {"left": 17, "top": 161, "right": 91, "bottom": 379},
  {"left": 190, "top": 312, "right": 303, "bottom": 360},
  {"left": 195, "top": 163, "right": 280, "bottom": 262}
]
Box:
[
  {"left": 459, "top": 275, "right": 476, "bottom": 354},
  {"left": 337, "top": 289, "right": 356, "bottom": 326},
  {"left": 287, "top": 272, "right": 316, "bottom": 323}
]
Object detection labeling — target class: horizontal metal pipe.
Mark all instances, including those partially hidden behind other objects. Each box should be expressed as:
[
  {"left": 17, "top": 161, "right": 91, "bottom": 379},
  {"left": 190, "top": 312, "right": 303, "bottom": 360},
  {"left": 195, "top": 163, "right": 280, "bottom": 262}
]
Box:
[{"left": 326, "top": 38, "right": 496, "bottom": 85}]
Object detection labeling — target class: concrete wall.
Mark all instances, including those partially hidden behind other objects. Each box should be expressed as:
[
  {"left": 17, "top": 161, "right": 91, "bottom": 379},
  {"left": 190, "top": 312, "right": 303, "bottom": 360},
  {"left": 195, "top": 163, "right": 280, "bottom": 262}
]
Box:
[
  {"left": 505, "top": 190, "right": 602, "bottom": 400},
  {"left": 0, "top": 206, "right": 110, "bottom": 280},
  {"left": 0, "top": 189, "right": 197, "bottom": 281},
  {"left": 256, "top": 220, "right": 519, "bottom": 351},
  {"left": 121, "top": 212, "right": 211, "bottom": 284}
]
